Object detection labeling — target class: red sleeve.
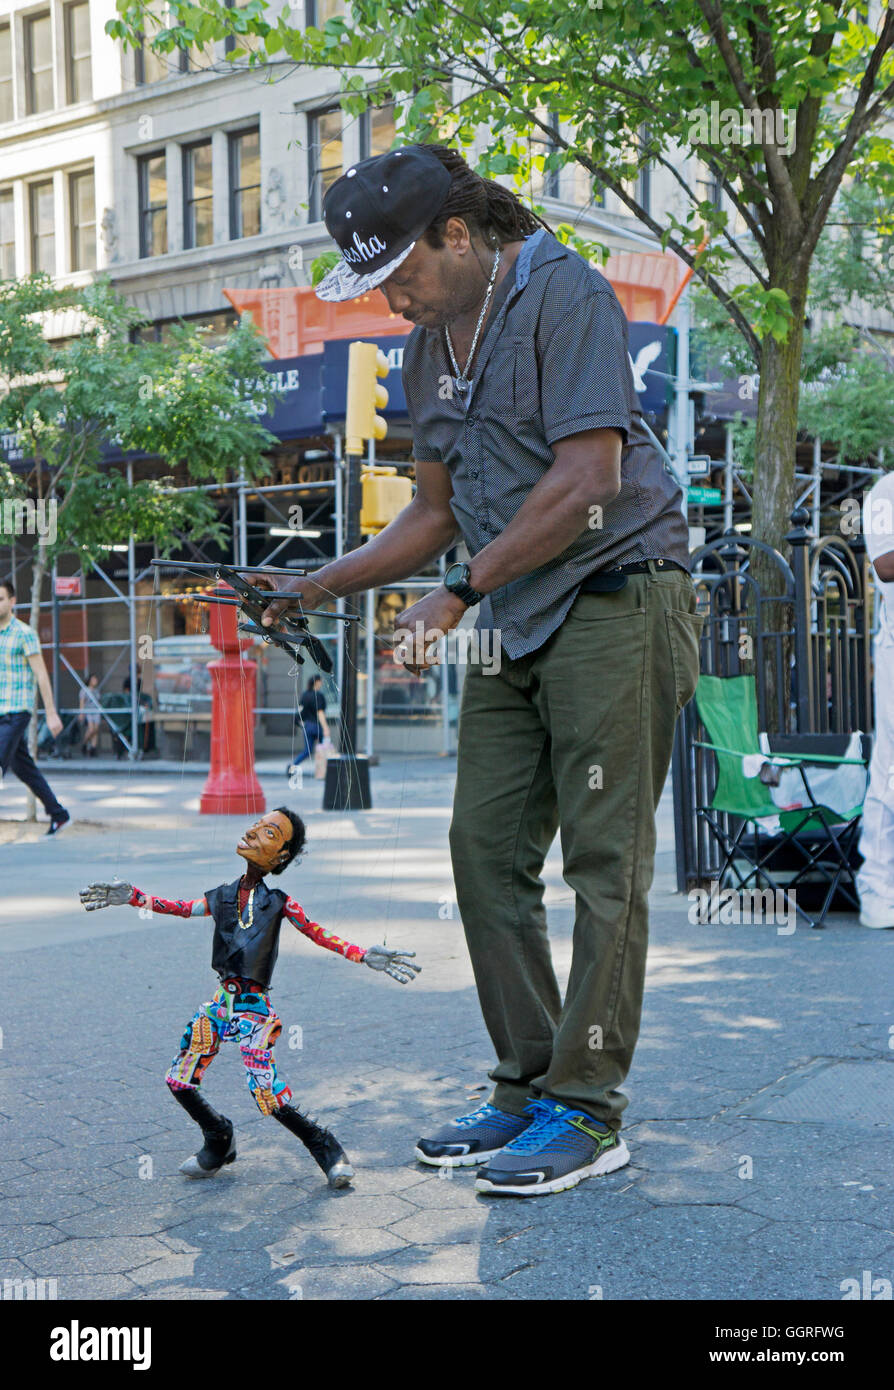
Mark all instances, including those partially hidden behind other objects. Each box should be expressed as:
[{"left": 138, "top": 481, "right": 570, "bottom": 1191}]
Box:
[
  {"left": 128, "top": 887, "right": 208, "bottom": 918},
  {"left": 284, "top": 898, "right": 366, "bottom": 963}
]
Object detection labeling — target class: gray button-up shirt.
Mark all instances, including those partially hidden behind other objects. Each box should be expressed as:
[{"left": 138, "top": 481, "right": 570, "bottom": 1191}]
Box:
[{"left": 401, "top": 228, "right": 691, "bottom": 659}]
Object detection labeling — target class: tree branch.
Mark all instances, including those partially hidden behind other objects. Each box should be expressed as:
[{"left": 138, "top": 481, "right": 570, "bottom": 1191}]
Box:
[{"left": 696, "top": 0, "right": 802, "bottom": 230}]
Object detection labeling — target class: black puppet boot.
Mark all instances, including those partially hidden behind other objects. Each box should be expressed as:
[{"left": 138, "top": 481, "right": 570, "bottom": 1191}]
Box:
[
  {"left": 169, "top": 1086, "right": 236, "bottom": 1178},
  {"left": 272, "top": 1104, "right": 354, "bottom": 1188}
]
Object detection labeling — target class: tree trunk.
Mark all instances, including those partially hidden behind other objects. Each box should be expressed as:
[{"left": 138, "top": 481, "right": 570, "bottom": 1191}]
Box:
[
  {"left": 25, "top": 553, "right": 46, "bottom": 822},
  {"left": 751, "top": 268, "right": 808, "bottom": 734}
]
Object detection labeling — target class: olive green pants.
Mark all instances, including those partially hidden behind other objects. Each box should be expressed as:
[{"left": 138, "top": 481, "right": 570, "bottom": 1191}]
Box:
[{"left": 449, "top": 565, "right": 703, "bottom": 1130}]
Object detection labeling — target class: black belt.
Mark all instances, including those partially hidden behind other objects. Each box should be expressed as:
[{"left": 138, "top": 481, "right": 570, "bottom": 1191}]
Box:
[{"left": 579, "top": 558, "right": 689, "bottom": 593}]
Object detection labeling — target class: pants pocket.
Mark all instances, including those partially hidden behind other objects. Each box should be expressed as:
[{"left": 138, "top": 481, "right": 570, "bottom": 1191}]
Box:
[{"left": 666, "top": 609, "right": 704, "bottom": 711}]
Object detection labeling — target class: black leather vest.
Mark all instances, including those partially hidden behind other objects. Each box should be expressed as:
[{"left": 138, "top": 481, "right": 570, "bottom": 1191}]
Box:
[{"left": 206, "top": 878, "right": 288, "bottom": 990}]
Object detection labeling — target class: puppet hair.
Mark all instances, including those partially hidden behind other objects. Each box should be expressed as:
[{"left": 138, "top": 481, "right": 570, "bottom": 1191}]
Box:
[{"left": 271, "top": 806, "right": 306, "bottom": 873}]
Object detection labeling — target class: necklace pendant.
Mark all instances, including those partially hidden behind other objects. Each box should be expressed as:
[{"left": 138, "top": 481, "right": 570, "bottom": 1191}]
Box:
[{"left": 455, "top": 375, "right": 470, "bottom": 396}]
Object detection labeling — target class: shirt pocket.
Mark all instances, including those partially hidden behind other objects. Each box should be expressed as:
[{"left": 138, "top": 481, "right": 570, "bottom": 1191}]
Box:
[{"left": 491, "top": 337, "right": 541, "bottom": 423}]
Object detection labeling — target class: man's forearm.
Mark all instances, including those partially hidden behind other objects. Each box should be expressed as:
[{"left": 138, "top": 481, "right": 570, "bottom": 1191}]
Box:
[
  {"left": 317, "top": 499, "right": 458, "bottom": 600},
  {"left": 36, "top": 667, "right": 58, "bottom": 717},
  {"left": 467, "top": 470, "right": 613, "bottom": 597}
]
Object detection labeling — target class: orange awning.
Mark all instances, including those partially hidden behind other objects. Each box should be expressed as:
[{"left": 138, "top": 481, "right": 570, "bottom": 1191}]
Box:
[{"left": 225, "top": 250, "right": 684, "bottom": 358}]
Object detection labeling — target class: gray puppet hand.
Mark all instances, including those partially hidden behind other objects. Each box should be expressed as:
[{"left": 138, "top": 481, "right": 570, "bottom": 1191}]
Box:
[
  {"left": 79, "top": 880, "right": 134, "bottom": 912},
  {"left": 363, "top": 945, "right": 421, "bottom": 984}
]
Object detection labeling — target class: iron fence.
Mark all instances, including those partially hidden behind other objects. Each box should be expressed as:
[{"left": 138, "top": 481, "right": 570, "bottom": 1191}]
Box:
[{"left": 672, "top": 506, "right": 873, "bottom": 890}]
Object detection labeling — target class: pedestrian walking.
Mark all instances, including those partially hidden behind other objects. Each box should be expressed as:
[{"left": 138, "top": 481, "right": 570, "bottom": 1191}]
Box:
[
  {"left": 260, "top": 144, "right": 702, "bottom": 1197},
  {"left": 0, "top": 579, "right": 70, "bottom": 834},
  {"left": 857, "top": 471, "right": 894, "bottom": 928},
  {"left": 287, "top": 674, "right": 330, "bottom": 774},
  {"left": 78, "top": 673, "right": 102, "bottom": 757}
]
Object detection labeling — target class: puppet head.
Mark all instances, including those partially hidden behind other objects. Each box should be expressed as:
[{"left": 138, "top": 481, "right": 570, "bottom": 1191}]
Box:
[{"left": 237, "top": 807, "right": 306, "bottom": 876}]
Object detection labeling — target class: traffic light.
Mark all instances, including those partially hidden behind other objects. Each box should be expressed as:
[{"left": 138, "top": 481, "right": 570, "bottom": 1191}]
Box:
[
  {"left": 360, "top": 465, "right": 413, "bottom": 535},
  {"left": 345, "top": 341, "right": 390, "bottom": 457}
]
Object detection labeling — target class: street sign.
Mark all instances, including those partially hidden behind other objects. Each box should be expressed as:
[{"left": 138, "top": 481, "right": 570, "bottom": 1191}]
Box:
[
  {"left": 687, "top": 486, "right": 722, "bottom": 505},
  {"left": 54, "top": 575, "right": 82, "bottom": 597},
  {"left": 687, "top": 454, "right": 713, "bottom": 477}
]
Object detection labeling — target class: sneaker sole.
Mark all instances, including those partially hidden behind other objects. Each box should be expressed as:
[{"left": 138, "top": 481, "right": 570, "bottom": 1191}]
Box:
[
  {"left": 474, "top": 1138, "right": 630, "bottom": 1196},
  {"left": 414, "top": 1144, "right": 507, "bottom": 1168},
  {"left": 859, "top": 916, "right": 894, "bottom": 929}
]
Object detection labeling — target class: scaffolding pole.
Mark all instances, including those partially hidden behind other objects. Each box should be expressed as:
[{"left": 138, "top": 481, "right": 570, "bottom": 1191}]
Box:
[{"left": 127, "top": 461, "right": 139, "bottom": 759}]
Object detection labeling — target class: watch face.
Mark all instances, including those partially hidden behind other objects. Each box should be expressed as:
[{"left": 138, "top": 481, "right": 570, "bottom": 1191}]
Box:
[{"left": 444, "top": 563, "right": 466, "bottom": 588}]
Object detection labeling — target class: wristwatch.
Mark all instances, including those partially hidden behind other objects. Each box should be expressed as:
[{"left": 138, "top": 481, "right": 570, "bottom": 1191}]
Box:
[{"left": 443, "top": 561, "right": 485, "bottom": 608}]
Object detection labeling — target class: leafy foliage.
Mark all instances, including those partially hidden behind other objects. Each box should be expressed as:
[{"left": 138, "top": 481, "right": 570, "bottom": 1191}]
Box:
[{"left": 0, "top": 275, "right": 280, "bottom": 565}]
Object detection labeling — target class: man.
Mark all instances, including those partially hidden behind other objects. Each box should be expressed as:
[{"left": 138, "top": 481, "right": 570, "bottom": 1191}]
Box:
[
  {"left": 856, "top": 472, "right": 894, "bottom": 927},
  {"left": 289, "top": 673, "right": 331, "bottom": 773},
  {"left": 0, "top": 579, "right": 70, "bottom": 834},
  {"left": 261, "top": 144, "right": 702, "bottom": 1197}
]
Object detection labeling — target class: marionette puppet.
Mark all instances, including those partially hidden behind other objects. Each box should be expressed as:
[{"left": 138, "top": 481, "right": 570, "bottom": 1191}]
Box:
[{"left": 79, "top": 808, "right": 420, "bottom": 1187}]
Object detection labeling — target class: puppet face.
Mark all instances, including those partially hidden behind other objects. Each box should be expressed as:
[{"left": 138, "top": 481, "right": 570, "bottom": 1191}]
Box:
[{"left": 237, "top": 811, "right": 293, "bottom": 874}]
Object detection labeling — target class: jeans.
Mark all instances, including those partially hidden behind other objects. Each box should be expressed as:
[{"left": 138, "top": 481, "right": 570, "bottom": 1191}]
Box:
[
  {"left": 291, "top": 720, "right": 322, "bottom": 767},
  {"left": 449, "top": 566, "right": 703, "bottom": 1130},
  {"left": 0, "top": 710, "right": 67, "bottom": 819}
]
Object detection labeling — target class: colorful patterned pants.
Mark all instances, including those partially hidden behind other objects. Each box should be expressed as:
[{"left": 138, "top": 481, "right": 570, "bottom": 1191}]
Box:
[{"left": 165, "top": 977, "right": 293, "bottom": 1115}]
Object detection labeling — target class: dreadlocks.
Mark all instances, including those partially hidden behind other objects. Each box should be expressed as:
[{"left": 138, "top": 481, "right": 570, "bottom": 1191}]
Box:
[{"left": 421, "top": 145, "right": 552, "bottom": 250}]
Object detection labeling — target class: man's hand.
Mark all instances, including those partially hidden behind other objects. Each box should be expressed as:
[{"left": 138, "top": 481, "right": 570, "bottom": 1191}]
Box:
[
  {"left": 393, "top": 588, "right": 468, "bottom": 674},
  {"left": 80, "top": 881, "right": 134, "bottom": 911},
  {"left": 47, "top": 712, "right": 63, "bottom": 738},
  {"left": 253, "top": 572, "right": 331, "bottom": 629},
  {"left": 363, "top": 945, "right": 421, "bottom": 984}
]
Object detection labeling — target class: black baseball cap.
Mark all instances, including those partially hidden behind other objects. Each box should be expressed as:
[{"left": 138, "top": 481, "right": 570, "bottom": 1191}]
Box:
[{"left": 314, "top": 146, "right": 452, "bottom": 303}]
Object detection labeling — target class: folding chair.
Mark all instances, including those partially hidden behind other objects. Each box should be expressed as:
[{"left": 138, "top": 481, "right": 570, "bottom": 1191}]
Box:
[{"left": 693, "top": 674, "right": 867, "bottom": 929}]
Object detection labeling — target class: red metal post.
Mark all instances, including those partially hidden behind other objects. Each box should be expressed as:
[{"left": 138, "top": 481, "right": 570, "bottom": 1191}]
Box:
[{"left": 200, "top": 582, "right": 265, "bottom": 816}]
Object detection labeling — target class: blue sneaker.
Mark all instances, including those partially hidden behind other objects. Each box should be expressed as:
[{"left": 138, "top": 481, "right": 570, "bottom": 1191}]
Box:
[
  {"left": 474, "top": 1098, "right": 629, "bottom": 1196},
  {"left": 415, "top": 1102, "right": 533, "bottom": 1168}
]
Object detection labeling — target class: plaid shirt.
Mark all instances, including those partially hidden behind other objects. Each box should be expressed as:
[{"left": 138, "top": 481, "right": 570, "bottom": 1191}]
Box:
[{"left": 0, "top": 616, "right": 40, "bottom": 715}]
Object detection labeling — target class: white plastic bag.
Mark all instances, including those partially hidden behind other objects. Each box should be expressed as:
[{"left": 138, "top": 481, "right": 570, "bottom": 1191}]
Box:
[{"left": 757, "top": 730, "right": 867, "bottom": 818}]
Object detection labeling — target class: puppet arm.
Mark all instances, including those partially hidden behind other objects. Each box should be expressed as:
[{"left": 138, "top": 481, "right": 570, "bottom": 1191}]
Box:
[
  {"left": 284, "top": 900, "right": 421, "bottom": 983},
  {"left": 78, "top": 882, "right": 208, "bottom": 916},
  {"left": 284, "top": 899, "right": 366, "bottom": 962},
  {"left": 128, "top": 887, "right": 208, "bottom": 917}
]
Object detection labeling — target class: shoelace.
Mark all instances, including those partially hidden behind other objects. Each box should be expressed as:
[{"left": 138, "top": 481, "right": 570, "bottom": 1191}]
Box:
[
  {"left": 502, "top": 1100, "right": 570, "bottom": 1154},
  {"left": 452, "top": 1102, "right": 498, "bottom": 1128}
]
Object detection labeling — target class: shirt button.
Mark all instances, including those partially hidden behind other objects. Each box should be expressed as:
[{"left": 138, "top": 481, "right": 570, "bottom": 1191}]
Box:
[{"left": 470, "top": 469, "right": 479, "bottom": 479}]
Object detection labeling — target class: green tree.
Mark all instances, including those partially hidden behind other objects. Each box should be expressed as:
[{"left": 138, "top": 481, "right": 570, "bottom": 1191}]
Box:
[
  {"left": 0, "top": 274, "right": 279, "bottom": 800},
  {"left": 108, "top": 0, "right": 894, "bottom": 573},
  {"left": 694, "top": 179, "right": 894, "bottom": 482}
]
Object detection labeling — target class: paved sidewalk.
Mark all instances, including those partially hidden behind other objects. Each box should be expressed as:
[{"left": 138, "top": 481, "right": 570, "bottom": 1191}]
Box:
[{"left": 0, "top": 756, "right": 892, "bottom": 1300}]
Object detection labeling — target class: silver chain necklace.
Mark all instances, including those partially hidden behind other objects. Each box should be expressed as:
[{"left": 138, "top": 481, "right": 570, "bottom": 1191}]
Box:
[{"left": 444, "top": 247, "right": 502, "bottom": 397}]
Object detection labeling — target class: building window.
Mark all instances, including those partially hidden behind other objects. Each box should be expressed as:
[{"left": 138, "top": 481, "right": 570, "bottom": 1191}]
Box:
[
  {"left": 224, "top": 0, "right": 263, "bottom": 55},
  {"left": 228, "top": 128, "right": 260, "bottom": 239},
  {"left": 70, "top": 168, "right": 95, "bottom": 269},
  {"left": 30, "top": 180, "right": 55, "bottom": 273},
  {"left": 65, "top": 2, "right": 92, "bottom": 104},
  {"left": 0, "top": 188, "right": 14, "bottom": 277},
  {"left": 572, "top": 161, "right": 605, "bottom": 210},
  {"left": 136, "top": 0, "right": 170, "bottom": 84},
  {"left": 183, "top": 141, "right": 213, "bottom": 249},
  {"left": 0, "top": 25, "right": 13, "bottom": 124},
  {"left": 621, "top": 126, "right": 651, "bottom": 215},
  {"left": 695, "top": 159, "right": 722, "bottom": 210},
  {"left": 305, "top": 0, "right": 346, "bottom": 25},
  {"left": 360, "top": 102, "right": 395, "bottom": 160},
  {"left": 25, "top": 11, "right": 54, "bottom": 115},
  {"left": 138, "top": 152, "right": 167, "bottom": 257},
  {"left": 308, "top": 108, "right": 342, "bottom": 222},
  {"left": 132, "top": 308, "right": 237, "bottom": 345}
]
